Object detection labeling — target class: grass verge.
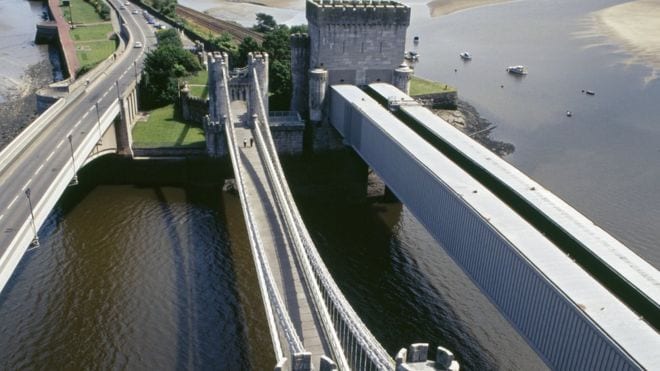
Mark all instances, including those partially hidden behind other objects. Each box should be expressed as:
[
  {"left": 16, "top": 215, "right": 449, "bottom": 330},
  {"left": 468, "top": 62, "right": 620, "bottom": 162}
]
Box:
[
  {"left": 132, "top": 104, "right": 205, "bottom": 148},
  {"left": 409, "top": 76, "right": 455, "bottom": 96}
]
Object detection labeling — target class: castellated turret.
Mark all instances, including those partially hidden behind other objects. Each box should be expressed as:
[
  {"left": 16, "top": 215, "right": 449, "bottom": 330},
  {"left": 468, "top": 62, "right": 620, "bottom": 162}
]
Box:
[
  {"left": 306, "top": 0, "right": 410, "bottom": 85},
  {"left": 309, "top": 67, "right": 328, "bottom": 122},
  {"left": 205, "top": 51, "right": 229, "bottom": 157},
  {"left": 393, "top": 62, "right": 414, "bottom": 95},
  {"left": 248, "top": 52, "right": 269, "bottom": 116},
  {"left": 291, "top": 0, "right": 412, "bottom": 124},
  {"left": 290, "top": 33, "right": 310, "bottom": 115},
  {"left": 207, "top": 51, "right": 229, "bottom": 123}
]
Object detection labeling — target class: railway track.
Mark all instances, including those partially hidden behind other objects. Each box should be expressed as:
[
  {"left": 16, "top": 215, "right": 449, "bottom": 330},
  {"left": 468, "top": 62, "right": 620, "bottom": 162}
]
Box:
[{"left": 176, "top": 5, "right": 264, "bottom": 43}]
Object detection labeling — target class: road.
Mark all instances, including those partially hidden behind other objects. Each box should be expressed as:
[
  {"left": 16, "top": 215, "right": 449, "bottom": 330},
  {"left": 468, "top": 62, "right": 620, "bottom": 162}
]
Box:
[{"left": 0, "top": 0, "right": 156, "bottom": 283}]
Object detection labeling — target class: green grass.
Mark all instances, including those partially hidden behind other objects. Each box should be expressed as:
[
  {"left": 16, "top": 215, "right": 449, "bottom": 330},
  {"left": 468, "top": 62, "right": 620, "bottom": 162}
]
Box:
[
  {"left": 409, "top": 76, "right": 456, "bottom": 96},
  {"left": 188, "top": 85, "right": 208, "bottom": 99},
  {"left": 132, "top": 104, "right": 206, "bottom": 148},
  {"left": 61, "top": 0, "right": 104, "bottom": 24},
  {"left": 186, "top": 70, "right": 208, "bottom": 86},
  {"left": 184, "top": 70, "right": 208, "bottom": 98},
  {"left": 76, "top": 39, "right": 116, "bottom": 69},
  {"left": 71, "top": 23, "right": 113, "bottom": 42}
]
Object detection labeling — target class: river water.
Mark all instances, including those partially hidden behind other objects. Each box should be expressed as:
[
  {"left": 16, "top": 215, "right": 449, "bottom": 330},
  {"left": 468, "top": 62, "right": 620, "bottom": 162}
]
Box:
[{"left": 1, "top": 0, "right": 658, "bottom": 369}]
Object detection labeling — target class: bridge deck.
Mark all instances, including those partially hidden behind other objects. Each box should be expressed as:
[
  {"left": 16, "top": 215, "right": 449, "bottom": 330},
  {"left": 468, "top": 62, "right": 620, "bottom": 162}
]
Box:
[{"left": 229, "top": 101, "right": 329, "bottom": 365}]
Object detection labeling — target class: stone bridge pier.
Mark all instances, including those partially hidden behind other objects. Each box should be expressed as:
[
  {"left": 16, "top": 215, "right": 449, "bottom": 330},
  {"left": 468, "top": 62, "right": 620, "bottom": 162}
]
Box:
[{"left": 116, "top": 80, "right": 138, "bottom": 157}]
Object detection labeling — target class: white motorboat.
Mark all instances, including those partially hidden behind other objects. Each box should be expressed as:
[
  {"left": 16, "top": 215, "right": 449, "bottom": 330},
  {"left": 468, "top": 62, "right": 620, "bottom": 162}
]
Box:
[
  {"left": 506, "top": 65, "right": 528, "bottom": 75},
  {"left": 459, "top": 51, "right": 472, "bottom": 60}
]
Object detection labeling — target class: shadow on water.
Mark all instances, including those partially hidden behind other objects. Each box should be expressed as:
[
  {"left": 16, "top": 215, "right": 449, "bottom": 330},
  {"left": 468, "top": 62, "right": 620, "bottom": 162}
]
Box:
[
  {"left": 281, "top": 151, "right": 498, "bottom": 370},
  {"left": 0, "top": 155, "right": 260, "bottom": 369}
]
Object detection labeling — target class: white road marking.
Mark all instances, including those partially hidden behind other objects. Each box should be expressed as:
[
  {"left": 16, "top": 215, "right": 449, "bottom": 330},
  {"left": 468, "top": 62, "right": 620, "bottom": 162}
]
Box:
[
  {"left": 35, "top": 164, "right": 44, "bottom": 174},
  {"left": 46, "top": 151, "right": 55, "bottom": 161},
  {"left": 74, "top": 120, "right": 82, "bottom": 128},
  {"left": 0, "top": 214, "right": 4, "bottom": 222},
  {"left": 82, "top": 111, "right": 89, "bottom": 119},
  {"left": 26, "top": 177, "right": 32, "bottom": 186},
  {"left": 56, "top": 139, "right": 64, "bottom": 149},
  {"left": 8, "top": 195, "right": 18, "bottom": 209},
  {"left": 102, "top": 90, "right": 109, "bottom": 99}
]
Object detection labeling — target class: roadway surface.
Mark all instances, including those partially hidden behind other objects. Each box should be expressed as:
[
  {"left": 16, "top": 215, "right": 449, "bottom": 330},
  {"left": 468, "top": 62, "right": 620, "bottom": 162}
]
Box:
[{"left": 0, "top": 0, "right": 155, "bottom": 285}]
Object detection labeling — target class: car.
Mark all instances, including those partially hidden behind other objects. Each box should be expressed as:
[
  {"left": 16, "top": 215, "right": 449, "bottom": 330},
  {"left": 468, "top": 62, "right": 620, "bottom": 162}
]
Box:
[
  {"left": 132, "top": 9, "right": 139, "bottom": 14},
  {"left": 119, "top": 5, "right": 125, "bottom": 9},
  {"left": 134, "top": 41, "right": 143, "bottom": 48},
  {"left": 124, "top": 1, "right": 130, "bottom": 5}
]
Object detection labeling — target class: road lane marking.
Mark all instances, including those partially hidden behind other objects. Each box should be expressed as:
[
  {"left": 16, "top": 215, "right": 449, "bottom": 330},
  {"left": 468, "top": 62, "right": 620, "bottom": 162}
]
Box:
[
  {"left": 102, "top": 90, "right": 109, "bottom": 99},
  {"left": 82, "top": 111, "right": 89, "bottom": 119},
  {"left": 0, "top": 215, "right": 4, "bottom": 222},
  {"left": 46, "top": 151, "right": 55, "bottom": 161},
  {"left": 8, "top": 195, "right": 18, "bottom": 209},
  {"left": 56, "top": 139, "right": 64, "bottom": 149},
  {"left": 74, "top": 120, "right": 81, "bottom": 128},
  {"left": 35, "top": 164, "right": 44, "bottom": 175},
  {"left": 26, "top": 177, "right": 32, "bottom": 186}
]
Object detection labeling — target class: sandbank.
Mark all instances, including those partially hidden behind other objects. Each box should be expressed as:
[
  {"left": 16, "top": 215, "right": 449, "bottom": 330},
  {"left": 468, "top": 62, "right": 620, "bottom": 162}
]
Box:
[
  {"left": 426, "top": 0, "right": 514, "bottom": 17},
  {"left": 589, "top": 0, "right": 660, "bottom": 81}
]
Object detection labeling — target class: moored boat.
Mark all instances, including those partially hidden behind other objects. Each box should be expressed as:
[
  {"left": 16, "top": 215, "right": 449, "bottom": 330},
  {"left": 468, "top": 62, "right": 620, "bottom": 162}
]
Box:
[
  {"left": 460, "top": 51, "right": 472, "bottom": 60},
  {"left": 506, "top": 65, "right": 528, "bottom": 75}
]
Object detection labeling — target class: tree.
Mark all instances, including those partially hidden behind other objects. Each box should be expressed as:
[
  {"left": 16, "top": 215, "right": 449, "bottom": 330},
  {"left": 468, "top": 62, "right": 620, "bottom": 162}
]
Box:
[
  {"left": 269, "top": 59, "right": 291, "bottom": 110},
  {"left": 157, "top": 28, "right": 182, "bottom": 48},
  {"left": 253, "top": 13, "right": 277, "bottom": 33},
  {"left": 237, "top": 36, "right": 260, "bottom": 66},
  {"left": 262, "top": 25, "right": 290, "bottom": 62},
  {"left": 143, "top": 44, "right": 202, "bottom": 106}
]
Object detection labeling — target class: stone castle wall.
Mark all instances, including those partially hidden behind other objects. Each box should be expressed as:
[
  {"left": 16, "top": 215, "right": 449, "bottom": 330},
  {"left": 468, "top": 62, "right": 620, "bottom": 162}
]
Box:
[{"left": 307, "top": 0, "right": 410, "bottom": 85}]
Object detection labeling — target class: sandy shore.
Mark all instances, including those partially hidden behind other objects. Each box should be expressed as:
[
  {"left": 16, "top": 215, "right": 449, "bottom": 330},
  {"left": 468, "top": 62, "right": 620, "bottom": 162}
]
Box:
[
  {"left": 426, "top": 0, "right": 515, "bottom": 17},
  {"left": 588, "top": 0, "right": 660, "bottom": 81}
]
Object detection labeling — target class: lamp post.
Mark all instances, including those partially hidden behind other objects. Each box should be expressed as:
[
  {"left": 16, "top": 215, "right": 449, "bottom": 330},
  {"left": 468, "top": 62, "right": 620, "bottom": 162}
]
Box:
[
  {"left": 67, "top": 134, "right": 78, "bottom": 186},
  {"left": 25, "top": 188, "right": 39, "bottom": 248}
]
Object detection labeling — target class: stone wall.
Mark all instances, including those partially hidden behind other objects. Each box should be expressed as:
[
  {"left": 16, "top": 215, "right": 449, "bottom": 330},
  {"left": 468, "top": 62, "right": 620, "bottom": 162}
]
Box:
[
  {"left": 307, "top": 0, "right": 410, "bottom": 86},
  {"left": 180, "top": 88, "right": 209, "bottom": 124},
  {"left": 413, "top": 91, "right": 458, "bottom": 109}
]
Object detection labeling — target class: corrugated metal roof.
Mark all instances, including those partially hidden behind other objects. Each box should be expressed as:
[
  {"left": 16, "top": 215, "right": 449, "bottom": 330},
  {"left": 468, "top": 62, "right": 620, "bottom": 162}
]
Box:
[{"left": 332, "top": 84, "right": 660, "bottom": 368}]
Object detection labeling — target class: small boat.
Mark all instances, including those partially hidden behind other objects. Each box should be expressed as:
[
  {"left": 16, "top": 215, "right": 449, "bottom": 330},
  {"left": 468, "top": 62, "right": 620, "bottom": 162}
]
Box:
[
  {"left": 413, "top": 36, "right": 419, "bottom": 43},
  {"left": 585, "top": 90, "right": 595, "bottom": 96},
  {"left": 506, "top": 65, "right": 528, "bottom": 75},
  {"left": 566, "top": 111, "right": 572, "bottom": 117},
  {"left": 459, "top": 51, "right": 472, "bottom": 60},
  {"left": 404, "top": 51, "right": 419, "bottom": 61}
]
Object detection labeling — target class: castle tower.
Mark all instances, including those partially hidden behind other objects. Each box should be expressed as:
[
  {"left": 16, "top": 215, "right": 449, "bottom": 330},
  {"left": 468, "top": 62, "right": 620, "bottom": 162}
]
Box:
[
  {"left": 290, "top": 33, "right": 310, "bottom": 115},
  {"left": 306, "top": 0, "right": 411, "bottom": 86},
  {"left": 393, "top": 62, "right": 414, "bottom": 94},
  {"left": 248, "top": 52, "right": 269, "bottom": 116},
  {"left": 205, "top": 52, "right": 230, "bottom": 157}
]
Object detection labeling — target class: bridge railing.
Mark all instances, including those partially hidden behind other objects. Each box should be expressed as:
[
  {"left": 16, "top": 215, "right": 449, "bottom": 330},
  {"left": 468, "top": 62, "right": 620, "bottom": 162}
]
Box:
[
  {"left": 250, "top": 68, "right": 395, "bottom": 370},
  {"left": 218, "top": 63, "right": 308, "bottom": 367}
]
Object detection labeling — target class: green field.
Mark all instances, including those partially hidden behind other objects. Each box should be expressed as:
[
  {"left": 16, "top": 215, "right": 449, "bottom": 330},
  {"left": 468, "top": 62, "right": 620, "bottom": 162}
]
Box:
[
  {"left": 62, "top": 0, "right": 104, "bottom": 24},
  {"left": 409, "top": 76, "right": 455, "bottom": 96},
  {"left": 132, "top": 104, "right": 206, "bottom": 148},
  {"left": 184, "top": 70, "right": 209, "bottom": 99},
  {"left": 71, "top": 23, "right": 113, "bottom": 42}
]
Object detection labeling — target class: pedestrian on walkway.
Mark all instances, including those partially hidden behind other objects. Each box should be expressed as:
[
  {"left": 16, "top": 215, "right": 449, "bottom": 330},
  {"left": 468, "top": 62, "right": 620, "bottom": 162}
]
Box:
[
  {"left": 243, "top": 138, "right": 247, "bottom": 148},
  {"left": 250, "top": 137, "right": 254, "bottom": 147}
]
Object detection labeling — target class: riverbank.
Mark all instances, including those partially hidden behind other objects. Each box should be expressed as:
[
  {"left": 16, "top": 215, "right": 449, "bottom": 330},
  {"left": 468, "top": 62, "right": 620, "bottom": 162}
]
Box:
[
  {"left": 427, "top": 0, "right": 514, "bottom": 17},
  {"left": 0, "top": 60, "right": 53, "bottom": 151},
  {"left": 588, "top": 0, "right": 660, "bottom": 82}
]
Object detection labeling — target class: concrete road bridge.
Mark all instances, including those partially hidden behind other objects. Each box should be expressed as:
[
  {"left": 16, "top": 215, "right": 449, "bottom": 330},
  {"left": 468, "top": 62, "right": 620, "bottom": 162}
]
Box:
[{"left": 0, "top": 0, "right": 153, "bottom": 291}]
